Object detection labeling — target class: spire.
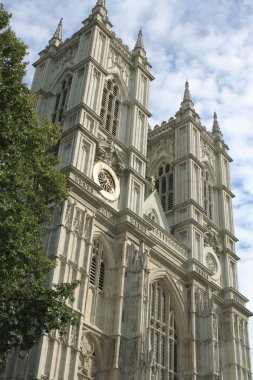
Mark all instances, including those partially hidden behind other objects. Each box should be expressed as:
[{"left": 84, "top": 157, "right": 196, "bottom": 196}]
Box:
[
  {"left": 212, "top": 112, "right": 224, "bottom": 142},
  {"left": 212, "top": 112, "right": 219, "bottom": 132},
  {"left": 133, "top": 28, "right": 146, "bottom": 56},
  {"left": 49, "top": 18, "right": 63, "bottom": 47},
  {"left": 175, "top": 81, "right": 201, "bottom": 122},
  {"left": 183, "top": 80, "right": 192, "bottom": 102},
  {"left": 135, "top": 28, "right": 144, "bottom": 49},
  {"left": 179, "top": 81, "right": 195, "bottom": 110}
]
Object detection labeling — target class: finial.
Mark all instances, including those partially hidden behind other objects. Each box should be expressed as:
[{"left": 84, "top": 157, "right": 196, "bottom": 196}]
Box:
[
  {"left": 212, "top": 112, "right": 220, "bottom": 131},
  {"left": 183, "top": 80, "right": 192, "bottom": 102},
  {"left": 135, "top": 28, "right": 144, "bottom": 49},
  {"left": 96, "top": 0, "right": 106, "bottom": 6},
  {"left": 177, "top": 81, "right": 197, "bottom": 116},
  {"left": 212, "top": 112, "right": 224, "bottom": 142},
  {"left": 92, "top": 0, "right": 107, "bottom": 16},
  {"left": 56, "top": 18, "right": 63, "bottom": 40},
  {"left": 133, "top": 28, "right": 146, "bottom": 55},
  {"left": 49, "top": 18, "right": 63, "bottom": 46}
]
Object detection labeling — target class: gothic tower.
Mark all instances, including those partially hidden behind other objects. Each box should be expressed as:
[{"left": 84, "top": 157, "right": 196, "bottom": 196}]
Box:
[{"left": 2, "top": 1, "right": 252, "bottom": 379}]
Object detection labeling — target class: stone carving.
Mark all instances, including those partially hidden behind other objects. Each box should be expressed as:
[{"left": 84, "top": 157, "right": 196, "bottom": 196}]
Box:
[
  {"left": 73, "top": 207, "right": 84, "bottom": 237},
  {"left": 147, "top": 135, "right": 175, "bottom": 163},
  {"left": 74, "top": 175, "right": 93, "bottom": 194},
  {"left": 196, "top": 289, "right": 213, "bottom": 317},
  {"left": 126, "top": 241, "right": 148, "bottom": 272},
  {"left": 206, "top": 253, "right": 217, "bottom": 273},
  {"left": 98, "top": 207, "right": 113, "bottom": 220},
  {"left": 64, "top": 200, "right": 74, "bottom": 229},
  {"left": 53, "top": 47, "right": 77, "bottom": 74},
  {"left": 204, "top": 225, "right": 222, "bottom": 253},
  {"left": 70, "top": 325, "right": 78, "bottom": 350},
  {"left": 83, "top": 215, "right": 93, "bottom": 241},
  {"left": 147, "top": 176, "right": 155, "bottom": 193},
  {"left": 107, "top": 47, "right": 130, "bottom": 84},
  {"left": 213, "top": 313, "right": 218, "bottom": 339},
  {"left": 78, "top": 334, "right": 97, "bottom": 379},
  {"left": 200, "top": 139, "right": 215, "bottom": 170},
  {"left": 126, "top": 243, "right": 139, "bottom": 272},
  {"left": 96, "top": 136, "right": 125, "bottom": 176}
]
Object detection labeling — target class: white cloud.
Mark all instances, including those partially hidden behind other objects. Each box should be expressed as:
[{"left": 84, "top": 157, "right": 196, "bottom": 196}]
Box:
[{"left": 5, "top": 0, "right": 253, "bottom": 367}]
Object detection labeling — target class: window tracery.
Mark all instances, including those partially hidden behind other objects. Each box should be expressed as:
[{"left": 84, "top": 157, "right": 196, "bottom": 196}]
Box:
[
  {"left": 52, "top": 75, "right": 72, "bottom": 123},
  {"left": 99, "top": 79, "right": 120, "bottom": 137},
  {"left": 89, "top": 238, "right": 105, "bottom": 291},
  {"left": 78, "top": 334, "right": 97, "bottom": 380},
  {"left": 150, "top": 281, "right": 178, "bottom": 379},
  {"left": 155, "top": 162, "right": 174, "bottom": 212}
]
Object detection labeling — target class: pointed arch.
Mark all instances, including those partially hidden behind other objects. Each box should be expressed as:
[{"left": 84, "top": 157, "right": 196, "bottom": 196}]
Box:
[
  {"left": 149, "top": 268, "right": 188, "bottom": 339},
  {"left": 106, "top": 70, "right": 128, "bottom": 102},
  {"left": 51, "top": 69, "right": 73, "bottom": 123},
  {"left": 201, "top": 159, "right": 216, "bottom": 185},
  {"left": 99, "top": 75, "right": 123, "bottom": 137},
  {"left": 89, "top": 233, "right": 116, "bottom": 333},
  {"left": 78, "top": 331, "right": 103, "bottom": 379},
  {"left": 149, "top": 268, "right": 188, "bottom": 379},
  {"left": 51, "top": 68, "right": 74, "bottom": 95},
  {"left": 147, "top": 154, "right": 174, "bottom": 178},
  {"left": 92, "top": 231, "right": 115, "bottom": 268},
  {"left": 149, "top": 157, "right": 175, "bottom": 213}
]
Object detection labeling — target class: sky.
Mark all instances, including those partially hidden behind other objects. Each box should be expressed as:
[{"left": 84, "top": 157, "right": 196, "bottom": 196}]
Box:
[{"left": 4, "top": 0, "right": 253, "bottom": 366}]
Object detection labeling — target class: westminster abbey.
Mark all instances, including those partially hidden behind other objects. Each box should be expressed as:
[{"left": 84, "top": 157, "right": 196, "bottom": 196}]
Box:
[{"left": 2, "top": 0, "right": 252, "bottom": 379}]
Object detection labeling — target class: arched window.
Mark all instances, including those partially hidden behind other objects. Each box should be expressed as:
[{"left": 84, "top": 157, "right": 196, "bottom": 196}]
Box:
[
  {"left": 52, "top": 75, "right": 72, "bottom": 123},
  {"left": 202, "top": 169, "right": 213, "bottom": 220},
  {"left": 99, "top": 79, "right": 120, "bottom": 137},
  {"left": 150, "top": 281, "right": 178, "bottom": 379},
  {"left": 89, "top": 238, "right": 105, "bottom": 291},
  {"left": 155, "top": 162, "right": 174, "bottom": 212}
]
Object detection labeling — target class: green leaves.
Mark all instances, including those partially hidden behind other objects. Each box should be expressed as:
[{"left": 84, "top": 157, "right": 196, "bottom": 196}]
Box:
[{"left": 0, "top": 5, "right": 78, "bottom": 366}]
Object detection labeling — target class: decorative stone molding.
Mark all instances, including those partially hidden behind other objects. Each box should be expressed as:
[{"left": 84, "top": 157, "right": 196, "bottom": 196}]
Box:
[
  {"left": 200, "top": 138, "right": 215, "bottom": 170},
  {"left": 96, "top": 135, "right": 125, "bottom": 176},
  {"left": 195, "top": 288, "right": 214, "bottom": 317},
  {"left": 78, "top": 333, "right": 97, "bottom": 379},
  {"left": 203, "top": 224, "right": 222, "bottom": 254},
  {"left": 93, "top": 161, "right": 120, "bottom": 201},
  {"left": 107, "top": 47, "right": 130, "bottom": 84},
  {"left": 147, "top": 135, "right": 175, "bottom": 164},
  {"left": 125, "top": 241, "right": 148, "bottom": 272}
]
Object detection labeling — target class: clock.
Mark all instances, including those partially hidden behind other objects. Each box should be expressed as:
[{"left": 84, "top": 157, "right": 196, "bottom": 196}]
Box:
[
  {"left": 204, "top": 247, "right": 221, "bottom": 282},
  {"left": 93, "top": 161, "right": 120, "bottom": 201},
  {"left": 205, "top": 253, "right": 217, "bottom": 273}
]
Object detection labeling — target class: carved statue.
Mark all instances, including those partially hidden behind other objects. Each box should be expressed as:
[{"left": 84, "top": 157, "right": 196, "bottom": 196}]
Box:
[{"left": 96, "top": 136, "right": 125, "bottom": 175}]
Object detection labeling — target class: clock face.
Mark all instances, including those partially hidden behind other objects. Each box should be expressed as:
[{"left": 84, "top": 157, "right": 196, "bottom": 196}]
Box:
[
  {"left": 98, "top": 169, "right": 115, "bottom": 193},
  {"left": 93, "top": 162, "right": 120, "bottom": 201},
  {"left": 206, "top": 253, "right": 217, "bottom": 273},
  {"left": 204, "top": 247, "right": 221, "bottom": 282}
]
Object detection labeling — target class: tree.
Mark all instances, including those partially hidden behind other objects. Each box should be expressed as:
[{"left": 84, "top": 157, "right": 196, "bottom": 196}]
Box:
[{"left": 0, "top": 5, "right": 78, "bottom": 366}]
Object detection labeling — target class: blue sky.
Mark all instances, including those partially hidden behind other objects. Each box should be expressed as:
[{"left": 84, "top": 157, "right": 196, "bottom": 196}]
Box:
[{"left": 4, "top": 0, "right": 253, "bottom": 364}]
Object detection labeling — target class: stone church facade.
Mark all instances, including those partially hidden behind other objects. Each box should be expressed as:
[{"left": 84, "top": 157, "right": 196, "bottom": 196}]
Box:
[{"left": 2, "top": 1, "right": 252, "bottom": 379}]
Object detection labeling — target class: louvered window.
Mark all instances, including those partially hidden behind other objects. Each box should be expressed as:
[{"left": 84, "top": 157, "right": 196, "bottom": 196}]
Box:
[
  {"left": 202, "top": 169, "right": 213, "bottom": 220},
  {"left": 150, "top": 281, "right": 178, "bottom": 379},
  {"left": 52, "top": 75, "right": 72, "bottom": 123},
  {"left": 89, "top": 238, "right": 105, "bottom": 291},
  {"left": 155, "top": 162, "right": 174, "bottom": 212},
  {"left": 99, "top": 79, "right": 121, "bottom": 137}
]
